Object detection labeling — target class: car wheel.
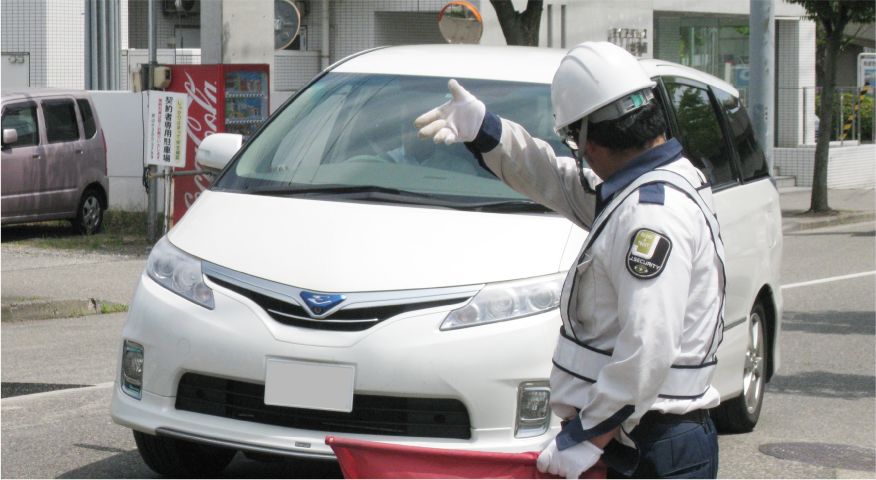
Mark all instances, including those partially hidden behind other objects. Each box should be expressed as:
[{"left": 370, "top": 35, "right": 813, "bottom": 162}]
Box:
[
  {"left": 74, "top": 188, "right": 103, "bottom": 235},
  {"left": 133, "top": 430, "right": 236, "bottom": 477},
  {"left": 711, "top": 302, "right": 767, "bottom": 433}
]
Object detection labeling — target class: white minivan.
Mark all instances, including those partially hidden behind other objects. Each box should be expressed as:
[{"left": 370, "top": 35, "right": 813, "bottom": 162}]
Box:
[{"left": 112, "top": 45, "right": 783, "bottom": 477}]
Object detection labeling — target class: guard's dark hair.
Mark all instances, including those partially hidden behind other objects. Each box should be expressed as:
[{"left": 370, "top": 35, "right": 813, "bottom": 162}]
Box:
[{"left": 587, "top": 101, "right": 667, "bottom": 151}]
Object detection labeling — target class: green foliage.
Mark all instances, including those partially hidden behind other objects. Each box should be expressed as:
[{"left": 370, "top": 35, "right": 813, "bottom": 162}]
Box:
[{"left": 816, "top": 92, "right": 875, "bottom": 141}]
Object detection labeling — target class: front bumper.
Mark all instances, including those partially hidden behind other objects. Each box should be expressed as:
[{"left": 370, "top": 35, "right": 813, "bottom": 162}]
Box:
[{"left": 111, "top": 273, "right": 561, "bottom": 458}]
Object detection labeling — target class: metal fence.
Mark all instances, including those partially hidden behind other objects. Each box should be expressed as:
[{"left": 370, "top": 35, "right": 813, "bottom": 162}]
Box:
[{"left": 777, "top": 86, "right": 874, "bottom": 146}]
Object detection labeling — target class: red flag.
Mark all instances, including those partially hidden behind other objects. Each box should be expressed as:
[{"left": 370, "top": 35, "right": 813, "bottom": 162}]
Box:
[{"left": 326, "top": 436, "right": 606, "bottom": 479}]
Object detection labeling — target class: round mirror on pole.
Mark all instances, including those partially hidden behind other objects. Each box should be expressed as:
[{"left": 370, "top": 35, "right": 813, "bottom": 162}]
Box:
[
  {"left": 438, "top": 1, "right": 483, "bottom": 44},
  {"left": 275, "top": 0, "right": 301, "bottom": 50}
]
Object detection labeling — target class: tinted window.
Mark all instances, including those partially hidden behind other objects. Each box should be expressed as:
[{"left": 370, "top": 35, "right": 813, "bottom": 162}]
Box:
[
  {"left": 665, "top": 81, "right": 735, "bottom": 186},
  {"left": 43, "top": 100, "right": 80, "bottom": 143},
  {"left": 76, "top": 99, "right": 97, "bottom": 138},
  {"left": 712, "top": 88, "right": 769, "bottom": 181},
  {"left": 2, "top": 103, "right": 39, "bottom": 147}
]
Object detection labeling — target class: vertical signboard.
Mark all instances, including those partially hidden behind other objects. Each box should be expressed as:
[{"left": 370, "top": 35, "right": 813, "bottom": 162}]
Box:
[{"left": 145, "top": 91, "right": 188, "bottom": 168}]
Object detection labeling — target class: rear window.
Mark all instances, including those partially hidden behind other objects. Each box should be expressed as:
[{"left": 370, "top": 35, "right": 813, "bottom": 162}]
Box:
[
  {"left": 43, "top": 99, "right": 80, "bottom": 143},
  {"left": 76, "top": 99, "right": 97, "bottom": 138},
  {"left": 2, "top": 102, "right": 40, "bottom": 147},
  {"left": 712, "top": 88, "right": 769, "bottom": 182},
  {"left": 664, "top": 81, "right": 735, "bottom": 187}
]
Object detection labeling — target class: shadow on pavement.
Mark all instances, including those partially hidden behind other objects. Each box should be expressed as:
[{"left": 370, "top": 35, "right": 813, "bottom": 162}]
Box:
[
  {"left": 1, "top": 223, "right": 78, "bottom": 242},
  {"left": 58, "top": 450, "right": 343, "bottom": 479},
  {"left": 768, "top": 371, "right": 876, "bottom": 399},
  {"left": 782, "top": 310, "right": 875, "bottom": 335}
]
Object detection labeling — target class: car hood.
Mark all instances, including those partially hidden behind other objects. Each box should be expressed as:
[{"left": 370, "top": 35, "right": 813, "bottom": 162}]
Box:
[{"left": 168, "top": 190, "right": 577, "bottom": 292}]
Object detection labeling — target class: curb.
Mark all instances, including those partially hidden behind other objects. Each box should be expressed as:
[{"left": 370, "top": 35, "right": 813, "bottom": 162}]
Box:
[
  {"left": 782, "top": 211, "right": 876, "bottom": 234},
  {"left": 1, "top": 298, "right": 128, "bottom": 322}
]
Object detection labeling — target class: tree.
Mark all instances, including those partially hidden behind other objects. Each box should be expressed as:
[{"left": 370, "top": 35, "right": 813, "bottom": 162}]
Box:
[
  {"left": 786, "top": 0, "right": 875, "bottom": 213},
  {"left": 489, "top": 0, "right": 543, "bottom": 46}
]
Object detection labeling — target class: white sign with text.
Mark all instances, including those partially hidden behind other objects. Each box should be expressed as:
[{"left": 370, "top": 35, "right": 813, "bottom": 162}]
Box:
[{"left": 145, "top": 91, "right": 188, "bottom": 168}]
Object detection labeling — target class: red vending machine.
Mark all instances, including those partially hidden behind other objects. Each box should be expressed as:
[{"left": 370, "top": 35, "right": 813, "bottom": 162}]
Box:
[{"left": 165, "top": 64, "right": 270, "bottom": 224}]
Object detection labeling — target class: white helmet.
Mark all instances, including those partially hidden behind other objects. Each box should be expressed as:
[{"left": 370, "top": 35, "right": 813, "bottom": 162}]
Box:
[{"left": 551, "top": 41, "right": 656, "bottom": 132}]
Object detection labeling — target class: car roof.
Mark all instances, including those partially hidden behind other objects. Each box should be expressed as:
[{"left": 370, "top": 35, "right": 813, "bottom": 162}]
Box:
[
  {"left": 1, "top": 88, "right": 92, "bottom": 102},
  {"left": 332, "top": 45, "right": 739, "bottom": 97}
]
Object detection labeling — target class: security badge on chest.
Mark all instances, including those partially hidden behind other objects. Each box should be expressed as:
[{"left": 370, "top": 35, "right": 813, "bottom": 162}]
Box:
[{"left": 626, "top": 228, "right": 673, "bottom": 279}]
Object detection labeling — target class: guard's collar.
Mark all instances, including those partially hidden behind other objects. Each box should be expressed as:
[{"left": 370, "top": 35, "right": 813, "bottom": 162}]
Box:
[{"left": 597, "top": 138, "right": 683, "bottom": 203}]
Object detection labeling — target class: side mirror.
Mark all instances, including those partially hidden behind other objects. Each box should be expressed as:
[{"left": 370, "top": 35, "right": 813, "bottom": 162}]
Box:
[
  {"left": 2, "top": 128, "right": 18, "bottom": 146},
  {"left": 195, "top": 133, "right": 242, "bottom": 172}
]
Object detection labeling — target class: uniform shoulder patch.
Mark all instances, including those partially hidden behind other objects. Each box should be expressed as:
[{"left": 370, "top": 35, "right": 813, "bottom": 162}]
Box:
[
  {"left": 626, "top": 228, "right": 673, "bottom": 279},
  {"left": 638, "top": 183, "right": 665, "bottom": 205}
]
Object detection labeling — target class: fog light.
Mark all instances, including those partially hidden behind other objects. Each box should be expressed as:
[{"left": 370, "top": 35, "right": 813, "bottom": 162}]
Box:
[
  {"left": 515, "top": 382, "right": 551, "bottom": 438},
  {"left": 122, "top": 340, "right": 144, "bottom": 400}
]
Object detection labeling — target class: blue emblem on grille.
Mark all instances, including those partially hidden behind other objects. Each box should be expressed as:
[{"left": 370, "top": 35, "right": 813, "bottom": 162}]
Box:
[{"left": 300, "top": 291, "right": 346, "bottom": 316}]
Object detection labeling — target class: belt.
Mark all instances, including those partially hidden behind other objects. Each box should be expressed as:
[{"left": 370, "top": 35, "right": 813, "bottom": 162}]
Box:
[{"left": 639, "top": 409, "right": 709, "bottom": 425}]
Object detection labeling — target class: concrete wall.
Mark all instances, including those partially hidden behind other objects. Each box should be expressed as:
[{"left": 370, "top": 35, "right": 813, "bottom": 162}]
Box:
[
  {"left": 775, "top": 144, "right": 876, "bottom": 189},
  {"left": 1, "top": 0, "right": 48, "bottom": 88}
]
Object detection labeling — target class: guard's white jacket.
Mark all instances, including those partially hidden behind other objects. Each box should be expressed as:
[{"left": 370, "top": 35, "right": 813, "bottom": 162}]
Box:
[{"left": 468, "top": 114, "right": 726, "bottom": 449}]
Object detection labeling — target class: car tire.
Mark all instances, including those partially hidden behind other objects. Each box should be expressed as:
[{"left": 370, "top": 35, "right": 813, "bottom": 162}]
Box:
[
  {"left": 711, "top": 302, "right": 767, "bottom": 433},
  {"left": 74, "top": 188, "right": 104, "bottom": 235},
  {"left": 133, "top": 430, "right": 236, "bottom": 477}
]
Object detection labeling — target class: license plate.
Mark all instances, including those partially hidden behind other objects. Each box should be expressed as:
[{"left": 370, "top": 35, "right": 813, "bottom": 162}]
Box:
[{"left": 264, "top": 358, "right": 355, "bottom": 413}]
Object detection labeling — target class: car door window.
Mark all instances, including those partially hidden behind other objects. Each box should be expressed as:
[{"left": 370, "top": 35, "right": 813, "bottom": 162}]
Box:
[
  {"left": 712, "top": 88, "right": 769, "bottom": 182},
  {"left": 43, "top": 99, "right": 80, "bottom": 143},
  {"left": 664, "top": 81, "right": 735, "bottom": 187},
  {"left": 2, "top": 103, "right": 39, "bottom": 147},
  {"left": 76, "top": 99, "right": 97, "bottom": 138}
]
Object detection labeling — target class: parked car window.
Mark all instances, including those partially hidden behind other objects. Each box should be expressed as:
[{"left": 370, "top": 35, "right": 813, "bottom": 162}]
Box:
[
  {"left": 2, "top": 103, "right": 39, "bottom": 147},
  {"left": 76, "top": 99, "right": 97, "bottom": 138},
  {"left": 43, "top": 99, "right": 80, "bottom": 143},
  {"left": 664, "top": 81, "right": 735, "bottom": 186},
  {"left": 712, "top": 88, "right": 769, "bottom": 182}
]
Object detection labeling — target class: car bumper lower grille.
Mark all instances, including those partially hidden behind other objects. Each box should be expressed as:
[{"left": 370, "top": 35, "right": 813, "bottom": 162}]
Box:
[{"left": 175, "top": 373, "right": 472, "bottom": 440}]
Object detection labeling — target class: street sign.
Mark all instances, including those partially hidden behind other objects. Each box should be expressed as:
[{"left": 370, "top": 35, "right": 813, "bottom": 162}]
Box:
[{"left": 145, "top": 91, "right": 188, "bottom": 168}]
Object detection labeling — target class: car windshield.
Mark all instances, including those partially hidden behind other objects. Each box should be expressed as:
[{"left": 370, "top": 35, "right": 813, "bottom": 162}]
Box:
[{"left": 214, "top": 73, "right": 570, "bottom": 210}]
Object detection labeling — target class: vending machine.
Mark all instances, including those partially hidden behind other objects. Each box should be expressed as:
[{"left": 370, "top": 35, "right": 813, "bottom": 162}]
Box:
[{"left": 165, "top": 64, "right": 270, "bottom": 224}]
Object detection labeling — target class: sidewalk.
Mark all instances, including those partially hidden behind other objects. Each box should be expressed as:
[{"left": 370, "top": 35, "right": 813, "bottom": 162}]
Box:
[{"left": 779, "top": 187, "right": 876, "bottom": 233}]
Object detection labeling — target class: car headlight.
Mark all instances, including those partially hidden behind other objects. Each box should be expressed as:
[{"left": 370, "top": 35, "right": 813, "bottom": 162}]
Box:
[
  {"left": 440, "top": 273, "right": 564, "bottom": 330},
  {"left": 146, "top": 236, "right": 215, "bottom": 309}
]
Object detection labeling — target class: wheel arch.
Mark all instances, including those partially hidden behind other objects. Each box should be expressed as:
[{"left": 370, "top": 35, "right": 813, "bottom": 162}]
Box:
[
  {"left": 83, "top": 182, "right": 108, "bottom": 209},
  {"left": 755, "top": 285, "right": 778, "bottom": 382}
]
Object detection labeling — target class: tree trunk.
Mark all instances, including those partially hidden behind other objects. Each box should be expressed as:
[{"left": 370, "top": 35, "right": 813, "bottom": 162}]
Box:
[
  {"left": 489, "top": 0, "right": 543, "bottom": 46},
  {"left": 810, "top": 30, "right": 843, "bottom": 213}
]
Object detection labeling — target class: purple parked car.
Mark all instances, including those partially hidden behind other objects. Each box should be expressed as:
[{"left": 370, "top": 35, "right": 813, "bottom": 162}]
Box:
[{"left": 2, "top": 89, "right": 109, "bottom": 234}]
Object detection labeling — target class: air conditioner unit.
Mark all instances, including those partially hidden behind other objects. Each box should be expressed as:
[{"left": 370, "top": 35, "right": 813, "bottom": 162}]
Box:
[{"left": 162, "top": 0, "right": 199, "bottom": 16}]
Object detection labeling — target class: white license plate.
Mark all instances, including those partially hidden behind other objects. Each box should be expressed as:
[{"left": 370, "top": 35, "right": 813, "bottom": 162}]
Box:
[{"left": 264, "top": 359, "right": 355, "bottom": 413}]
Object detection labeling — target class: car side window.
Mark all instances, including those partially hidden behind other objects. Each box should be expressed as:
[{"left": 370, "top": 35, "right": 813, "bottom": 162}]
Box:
[
  {"left": 2, "top": 103, "right": 40, "bottom": 147},
  {"left": 664, "top": 81, "right": 735, "bottom": 186},
  {"left": 76, "top": 99, "right": 97, "bottom": 139},
  {"left": 42, "top": 99, "right": 80, "bottom": 143},
  {"left": 712, "top": 88, "right": 769, "bottom": 182}
]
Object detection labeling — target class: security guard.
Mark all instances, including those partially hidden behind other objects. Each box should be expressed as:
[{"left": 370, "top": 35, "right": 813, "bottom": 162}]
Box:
[{"left": 415, "top": 42, "right": 725, "bottom": 479}]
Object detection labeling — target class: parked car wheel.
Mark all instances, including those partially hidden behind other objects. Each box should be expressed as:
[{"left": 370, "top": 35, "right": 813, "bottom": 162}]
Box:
[
  {"left": 711, "top": 302, "right": 767, "bottom": 433},
  {"left": 74, "top": 188, "right": 103, "bottom": 235},
  {"left": 133, "top": 430, "right": 236, "bottom": 477}
]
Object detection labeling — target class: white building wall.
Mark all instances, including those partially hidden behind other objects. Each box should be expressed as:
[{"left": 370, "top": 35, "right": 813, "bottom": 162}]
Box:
[
  {"left": 1, "top": 0, "right": 47, "bottom": 88},
  {"left": 45, "top": 0, "right": 85, "bottom": 89},
  {"left": 776, "top": 19, "right": 817, "bottom": 148},
  {"left": 775, "top": 144, "right": 876, "bottom": 188}
]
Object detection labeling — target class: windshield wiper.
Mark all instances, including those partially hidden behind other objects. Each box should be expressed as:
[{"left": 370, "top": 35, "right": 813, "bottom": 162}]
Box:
[
  {"left": 459, "top": 200, "right": 551, "bottom": 213},
  {"left": 247, "top": 184, "right": 434, "bottom": 198}
]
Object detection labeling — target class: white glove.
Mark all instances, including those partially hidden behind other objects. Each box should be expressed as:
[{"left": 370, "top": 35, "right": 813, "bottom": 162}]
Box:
[
  {"left": 536, "top": 438, "right": 603, "bottom": 479},
  {"left": 414, "top": 79, "right": 486, "bottom": 145}
]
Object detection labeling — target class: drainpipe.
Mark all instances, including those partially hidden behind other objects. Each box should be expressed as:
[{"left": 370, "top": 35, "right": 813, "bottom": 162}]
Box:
[{"left": 321, "top": 0, "right": 330, "bottom": 69}]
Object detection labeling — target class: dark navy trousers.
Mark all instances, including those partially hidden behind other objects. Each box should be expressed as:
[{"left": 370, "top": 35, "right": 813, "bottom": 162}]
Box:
[{"left": 605, "top": 411, "right": 719, "bottom": 479}]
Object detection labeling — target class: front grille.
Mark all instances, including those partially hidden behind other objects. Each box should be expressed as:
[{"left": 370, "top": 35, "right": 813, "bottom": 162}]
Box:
[
  {"left": 208, "top": 276, "right": 468, "bottom": 331},
  {"left": 176, "top": 373, "right": 472, "bottom": 439}
]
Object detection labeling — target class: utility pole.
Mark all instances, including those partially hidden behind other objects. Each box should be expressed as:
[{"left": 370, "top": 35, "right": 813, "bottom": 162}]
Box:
[
  {"left": 147, "top": 0, "right": 159, "bottom": 243},
  {"left": 749, "top": 0, "right": 775, "bottom": 173}
]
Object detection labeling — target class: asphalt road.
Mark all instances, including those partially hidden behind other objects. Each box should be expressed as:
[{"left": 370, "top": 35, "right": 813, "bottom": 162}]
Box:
[{"left": 1, "top": 221, "right": 874, "bottom": 478}]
